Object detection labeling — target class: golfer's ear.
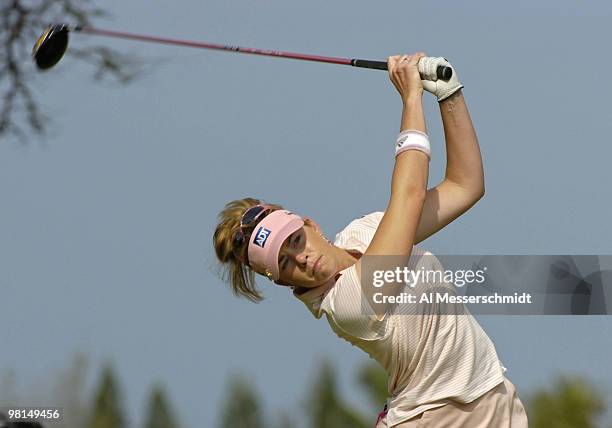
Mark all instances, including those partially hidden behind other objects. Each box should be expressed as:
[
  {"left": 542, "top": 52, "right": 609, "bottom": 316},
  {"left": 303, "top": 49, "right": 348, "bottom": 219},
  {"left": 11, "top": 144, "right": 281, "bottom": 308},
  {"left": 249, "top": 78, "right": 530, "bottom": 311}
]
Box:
[{"left": 303, "top": 217, "right": 322, "bottom": 234}]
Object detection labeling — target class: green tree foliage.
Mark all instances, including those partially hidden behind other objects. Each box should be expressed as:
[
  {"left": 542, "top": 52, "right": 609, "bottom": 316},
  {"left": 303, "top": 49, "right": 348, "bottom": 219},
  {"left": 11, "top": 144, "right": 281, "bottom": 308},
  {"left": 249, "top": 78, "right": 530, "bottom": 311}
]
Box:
[
  {"left": 1, "top": 354, "right": 90, "bottom": 428},
  {"left": 51, "top": 353, "right": 90, "bottom": 428},
  {"left": 0, "top": 368, "right": 19, "bottom": 406},
  {"left": 528, "top": 376, "right": 606, "bottom": 428},
  {"left": 272, "top": 410, "right": 297, "bottom": 428},
  {"left": 142, "top": 383, "right": 181, "bottom": 428},
  {"left": 87, "top": 364, "right": 127, "bottom": 428},
  {"left": 357, "top": 361, "right": 388, "bottom": 411},
  {"left": 217, "top": 373, "right": 267, "bottom": 428},
  {"left": 306, "top": 359, "right": 369, "bottom": 428}
]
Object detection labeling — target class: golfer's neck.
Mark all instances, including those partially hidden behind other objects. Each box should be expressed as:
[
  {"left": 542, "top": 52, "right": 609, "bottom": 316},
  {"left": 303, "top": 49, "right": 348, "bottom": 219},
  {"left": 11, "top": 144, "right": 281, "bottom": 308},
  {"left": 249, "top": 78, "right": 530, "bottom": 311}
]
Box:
[{"left": 334, "top": 246, "right": 361, "bottom": 271}]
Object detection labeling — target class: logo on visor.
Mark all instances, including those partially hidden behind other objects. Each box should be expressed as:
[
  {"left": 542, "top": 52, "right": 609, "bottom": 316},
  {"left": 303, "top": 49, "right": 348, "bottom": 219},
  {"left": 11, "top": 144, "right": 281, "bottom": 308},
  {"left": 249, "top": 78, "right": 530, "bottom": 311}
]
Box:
[{"left": 254, "top": 226, "right": 272, "bottom": 248}]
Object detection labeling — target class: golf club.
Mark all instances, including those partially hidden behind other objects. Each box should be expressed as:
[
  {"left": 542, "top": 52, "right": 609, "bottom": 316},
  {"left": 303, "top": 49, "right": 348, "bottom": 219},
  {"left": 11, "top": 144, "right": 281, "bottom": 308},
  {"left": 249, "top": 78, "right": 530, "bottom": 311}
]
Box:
[{"left": 32, "top": 24, "right": 452, "bottom": 81}]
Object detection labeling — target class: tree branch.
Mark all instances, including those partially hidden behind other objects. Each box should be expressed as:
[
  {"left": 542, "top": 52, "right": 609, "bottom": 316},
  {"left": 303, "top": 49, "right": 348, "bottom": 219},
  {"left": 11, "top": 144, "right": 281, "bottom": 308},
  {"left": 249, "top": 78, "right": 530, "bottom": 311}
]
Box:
[{"left": 0, "top": 0, "right": 143, "bottom": 142}]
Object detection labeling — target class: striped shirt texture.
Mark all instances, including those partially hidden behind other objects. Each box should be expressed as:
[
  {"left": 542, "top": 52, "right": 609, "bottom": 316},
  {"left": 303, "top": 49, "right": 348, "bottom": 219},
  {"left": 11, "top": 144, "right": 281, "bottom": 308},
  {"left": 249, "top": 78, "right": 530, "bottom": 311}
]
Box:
[{"left": 294, "top": 212, "right": 507, "bottom": 427}]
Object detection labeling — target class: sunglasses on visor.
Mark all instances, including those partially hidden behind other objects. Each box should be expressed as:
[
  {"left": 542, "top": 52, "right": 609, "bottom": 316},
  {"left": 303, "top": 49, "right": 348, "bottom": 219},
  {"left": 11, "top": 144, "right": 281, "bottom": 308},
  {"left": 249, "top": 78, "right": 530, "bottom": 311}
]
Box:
[{"left": 232, "top": 204, "right": 274, "bottom": 261}]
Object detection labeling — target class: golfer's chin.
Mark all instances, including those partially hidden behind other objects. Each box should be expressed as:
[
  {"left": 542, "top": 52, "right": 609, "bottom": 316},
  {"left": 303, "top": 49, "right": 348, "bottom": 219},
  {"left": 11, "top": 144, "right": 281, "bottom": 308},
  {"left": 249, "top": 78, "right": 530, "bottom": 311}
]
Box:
[{"left": 301, "top": 270, "right": 338, "bottom": 290}]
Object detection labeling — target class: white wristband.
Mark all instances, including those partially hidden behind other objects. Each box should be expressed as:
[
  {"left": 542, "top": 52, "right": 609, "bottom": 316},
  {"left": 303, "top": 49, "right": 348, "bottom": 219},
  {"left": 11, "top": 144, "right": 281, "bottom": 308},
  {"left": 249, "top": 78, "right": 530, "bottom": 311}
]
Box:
[{"left": 395, "top": 130, "right": 431, "bottom": 160}]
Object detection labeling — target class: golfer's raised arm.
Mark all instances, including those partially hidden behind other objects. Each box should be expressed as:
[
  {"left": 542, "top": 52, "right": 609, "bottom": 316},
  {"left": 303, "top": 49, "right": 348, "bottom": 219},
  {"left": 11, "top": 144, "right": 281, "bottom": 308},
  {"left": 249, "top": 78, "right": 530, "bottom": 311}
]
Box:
[
  {"left": 358, "top": 53, "right": 429, "bottom": 316},
  {"left": 412, "top": 92, "right": 484, "bottom": 243},
  {"left": 413, "top": 59, "right": 485, "bottom": 244}
]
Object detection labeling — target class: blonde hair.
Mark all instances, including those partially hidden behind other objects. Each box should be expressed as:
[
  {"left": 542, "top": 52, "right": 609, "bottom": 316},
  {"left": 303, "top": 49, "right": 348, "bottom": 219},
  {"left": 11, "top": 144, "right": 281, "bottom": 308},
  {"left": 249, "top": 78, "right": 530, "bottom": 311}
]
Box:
[{"left": 213, "top": 198, "right": 283, "bottom": 302}]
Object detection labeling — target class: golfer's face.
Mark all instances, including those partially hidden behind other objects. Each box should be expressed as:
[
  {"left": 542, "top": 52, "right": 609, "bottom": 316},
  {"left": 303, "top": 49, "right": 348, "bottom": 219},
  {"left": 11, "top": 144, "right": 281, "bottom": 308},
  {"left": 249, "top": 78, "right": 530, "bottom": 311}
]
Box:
[{"left": 277, "top": 224, "right": 337, "bottom": 288}]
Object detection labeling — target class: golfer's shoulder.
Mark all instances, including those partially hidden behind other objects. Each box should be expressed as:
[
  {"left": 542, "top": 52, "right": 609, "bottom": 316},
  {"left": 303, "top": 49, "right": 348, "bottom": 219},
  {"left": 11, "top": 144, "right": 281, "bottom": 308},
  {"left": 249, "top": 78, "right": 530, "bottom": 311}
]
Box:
[
  {"left": 334, "top": 211, "right": 384, "bottom": 251},
  {"left": 338, "top": 211, "right": 385, "bottom": 236}
]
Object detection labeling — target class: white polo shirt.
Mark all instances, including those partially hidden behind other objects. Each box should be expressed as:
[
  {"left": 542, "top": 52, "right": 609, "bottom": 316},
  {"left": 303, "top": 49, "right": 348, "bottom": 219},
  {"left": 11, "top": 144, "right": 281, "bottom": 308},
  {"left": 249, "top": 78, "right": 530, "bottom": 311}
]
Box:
[{"left": 294, "top": 212, "right": 506, "bottom": 427}]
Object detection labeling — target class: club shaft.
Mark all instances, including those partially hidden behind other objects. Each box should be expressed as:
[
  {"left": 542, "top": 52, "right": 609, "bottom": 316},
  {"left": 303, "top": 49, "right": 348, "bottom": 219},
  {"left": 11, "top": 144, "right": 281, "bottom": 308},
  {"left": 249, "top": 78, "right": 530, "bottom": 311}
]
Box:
[
  {"left": 79, "top": 27, "right": 354, "bottom": 66},
  {"left": 76, "top": 26, "right": 452, "bottom": 79}
]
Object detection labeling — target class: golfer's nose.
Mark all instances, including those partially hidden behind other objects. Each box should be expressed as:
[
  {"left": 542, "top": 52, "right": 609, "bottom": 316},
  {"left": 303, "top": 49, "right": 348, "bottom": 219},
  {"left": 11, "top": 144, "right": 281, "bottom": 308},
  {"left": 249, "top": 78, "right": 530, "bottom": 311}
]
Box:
[{"left": 295, "top": 252, "right": 308, "bottom": 266}]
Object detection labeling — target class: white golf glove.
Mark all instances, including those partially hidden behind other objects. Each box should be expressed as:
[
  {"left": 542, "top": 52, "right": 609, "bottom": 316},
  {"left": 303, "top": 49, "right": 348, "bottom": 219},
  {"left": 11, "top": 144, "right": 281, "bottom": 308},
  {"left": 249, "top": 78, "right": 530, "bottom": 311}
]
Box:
[{"left": 419, "top": 57, "right": 463, "bottom": 102}]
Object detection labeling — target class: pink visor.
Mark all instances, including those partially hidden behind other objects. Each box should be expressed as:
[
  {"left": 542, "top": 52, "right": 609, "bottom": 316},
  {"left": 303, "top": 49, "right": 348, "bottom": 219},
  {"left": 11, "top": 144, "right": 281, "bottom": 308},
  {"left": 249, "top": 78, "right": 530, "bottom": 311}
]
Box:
[{"left": 247, "top": 210, "right": 304, "bottom": 281}]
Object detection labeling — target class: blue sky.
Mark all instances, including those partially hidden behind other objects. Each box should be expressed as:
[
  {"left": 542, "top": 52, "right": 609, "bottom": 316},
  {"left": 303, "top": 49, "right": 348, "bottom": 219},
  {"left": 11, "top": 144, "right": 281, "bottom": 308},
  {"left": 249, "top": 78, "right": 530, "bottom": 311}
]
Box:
[{"left": 1, "top": 0, "right": 612, "bottom": 426}]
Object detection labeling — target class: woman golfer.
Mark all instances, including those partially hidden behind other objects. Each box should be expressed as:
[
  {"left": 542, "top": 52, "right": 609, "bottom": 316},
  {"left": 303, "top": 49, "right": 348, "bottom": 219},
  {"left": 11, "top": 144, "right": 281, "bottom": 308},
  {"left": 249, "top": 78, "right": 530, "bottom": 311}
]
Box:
[{"left": 213, "top": 53, "right": 528, "bottom": 427}]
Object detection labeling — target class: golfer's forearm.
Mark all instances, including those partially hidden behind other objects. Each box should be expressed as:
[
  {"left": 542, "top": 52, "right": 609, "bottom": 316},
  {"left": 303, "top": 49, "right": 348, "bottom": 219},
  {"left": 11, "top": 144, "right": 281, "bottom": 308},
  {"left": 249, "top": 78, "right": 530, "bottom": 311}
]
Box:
[
  {"left": 400, "top": 94, "right": 427, "bottom": 133},
  {"left": 440, "top": 91, "right": 484, "bottom": 195},
  {"left": 391, "top": 153, "right": 429, "bottom": 197},
  {"left": 392, "top": 94, "right": 429, "bottom": 201}
]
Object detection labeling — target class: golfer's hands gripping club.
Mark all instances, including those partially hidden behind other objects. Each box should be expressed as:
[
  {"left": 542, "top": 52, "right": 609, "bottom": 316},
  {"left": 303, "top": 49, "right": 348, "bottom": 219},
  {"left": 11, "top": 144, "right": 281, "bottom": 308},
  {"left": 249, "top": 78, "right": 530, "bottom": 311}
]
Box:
[
  {"left": 419, "top": 57, "right": 463, "bottom": 102},
  {"left": 388, "top": 53, "right": 427, "bottom": 102}
]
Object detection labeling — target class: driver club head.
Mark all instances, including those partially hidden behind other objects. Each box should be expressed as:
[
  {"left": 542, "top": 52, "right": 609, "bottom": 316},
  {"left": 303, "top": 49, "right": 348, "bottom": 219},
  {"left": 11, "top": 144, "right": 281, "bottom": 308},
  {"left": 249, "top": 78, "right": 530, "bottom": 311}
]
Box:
[{"left": 32, "top": 24, "right": 70, "bottom": 70}]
